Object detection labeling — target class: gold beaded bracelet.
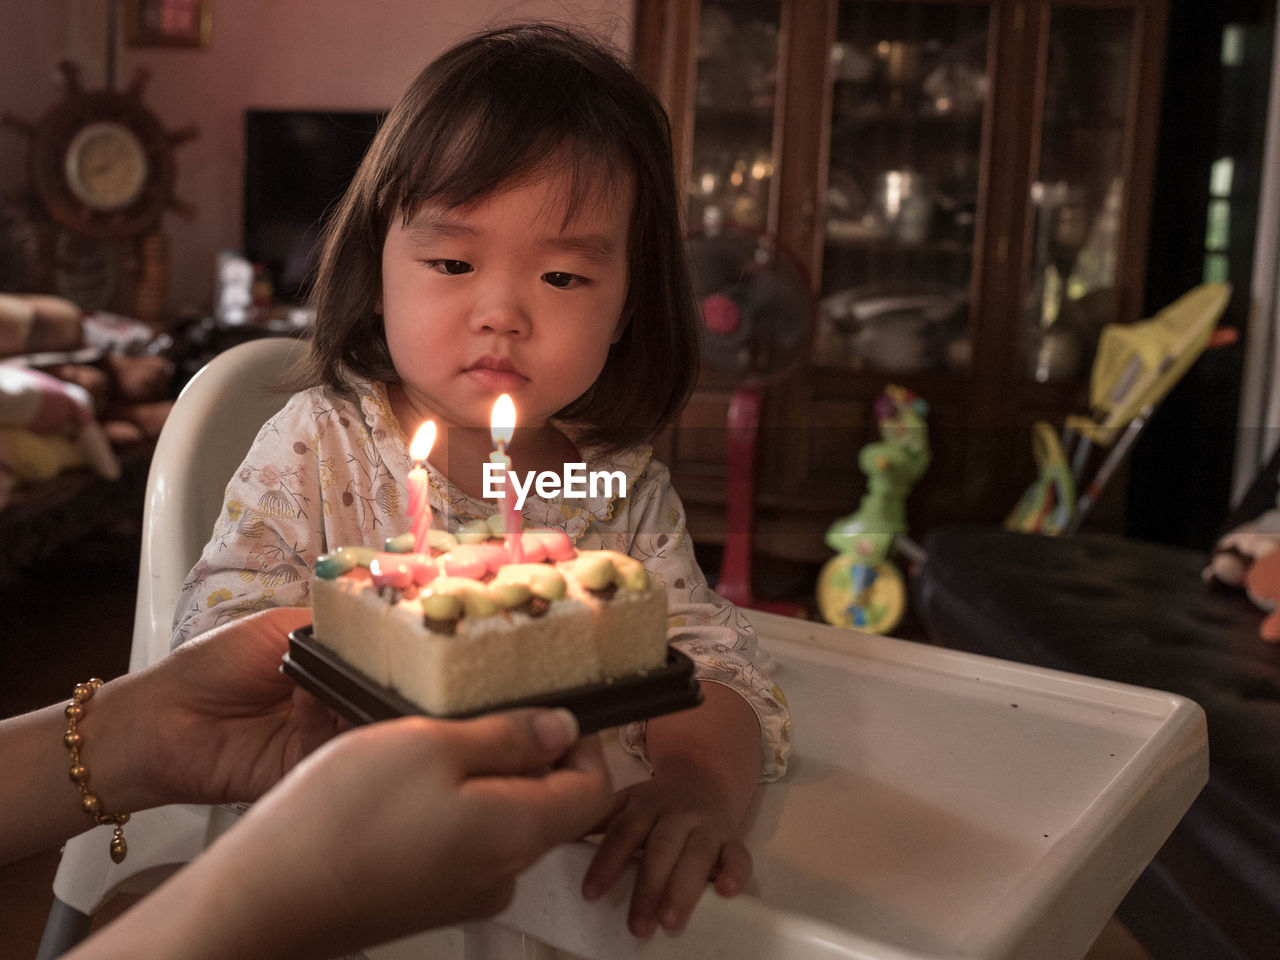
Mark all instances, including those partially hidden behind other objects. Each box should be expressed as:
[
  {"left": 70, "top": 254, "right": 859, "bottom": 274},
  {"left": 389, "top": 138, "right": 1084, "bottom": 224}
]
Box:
[{"left": 64, "top": 679, "right": 130, "bottom": 864}]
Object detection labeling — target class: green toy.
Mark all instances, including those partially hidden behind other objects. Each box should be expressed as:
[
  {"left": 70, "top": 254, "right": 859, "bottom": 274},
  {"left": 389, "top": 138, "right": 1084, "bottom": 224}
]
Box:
[
  {"left": 816, "top": 385, "right": 930, "bottom": 634},
  {"left": 1005, "top": 420, "right": 1076, "bottom": 535}
]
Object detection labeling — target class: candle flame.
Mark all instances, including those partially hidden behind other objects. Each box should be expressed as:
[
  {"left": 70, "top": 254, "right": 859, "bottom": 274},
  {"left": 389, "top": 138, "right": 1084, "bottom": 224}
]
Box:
[
  {"left": 410, "top": 421, "right": 437, "bottom": 462},
  {"left": 490, "top": 394, "right": 516, "bottom": 446}
]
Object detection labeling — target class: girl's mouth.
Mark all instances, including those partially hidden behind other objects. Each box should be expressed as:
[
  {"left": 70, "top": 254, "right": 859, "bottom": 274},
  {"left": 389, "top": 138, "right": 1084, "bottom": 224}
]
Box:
[{"left": 464, "top": 356, "right": 527, "bottom": 392}]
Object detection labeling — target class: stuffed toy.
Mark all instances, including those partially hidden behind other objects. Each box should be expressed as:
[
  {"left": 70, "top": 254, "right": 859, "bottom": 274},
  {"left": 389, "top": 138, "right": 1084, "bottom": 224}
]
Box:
[
  {"left": 1204, "top": 507, "right": 1280, "bottom": 589},
  {"left": 0, "top": 428, "right": 94, "bottom": 482},
  {"left": 47, "top": 353, "right": 175, "bottom": 446},
  {"left": 1245, "top": 549, "right": 1280, "bottom": 643},
  {"left": 1204, "top": 494, "right": 1280, "bottom": 642},
  {"left": 0, "top": 365, "right": 120, "bottom": 509},
  {"left": 0, "top": 293, "right": 83, "bottom": 356},
  {"left": 0, "top": 292, "right": 176, "bottom": 510}
]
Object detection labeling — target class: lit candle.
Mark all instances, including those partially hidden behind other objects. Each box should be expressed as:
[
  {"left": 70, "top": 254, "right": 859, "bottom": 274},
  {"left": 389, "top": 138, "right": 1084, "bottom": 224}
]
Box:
[
  {"left": 489, "top": 394, "right": 524, "bottom": 563},
  {"left": 408, "top": 421, "right": 437, "bottom": 554}
]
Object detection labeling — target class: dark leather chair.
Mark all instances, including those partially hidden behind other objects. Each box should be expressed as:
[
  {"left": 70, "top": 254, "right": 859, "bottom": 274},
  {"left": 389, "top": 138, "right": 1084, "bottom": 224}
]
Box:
[{"left": 913, "top": 523, "right": 1280, "bottom": 960}]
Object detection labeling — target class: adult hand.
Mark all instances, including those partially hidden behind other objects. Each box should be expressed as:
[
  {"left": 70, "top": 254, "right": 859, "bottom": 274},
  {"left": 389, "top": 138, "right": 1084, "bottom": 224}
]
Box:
[
  {"left": 120, "top": 607, "right": 343, "bottom": 810},
  {"left": 1, "top": 607, "right": 337, "bottom": 865},
  {"left": 73, "top": 708, "right": 613, "bottom": 960}
]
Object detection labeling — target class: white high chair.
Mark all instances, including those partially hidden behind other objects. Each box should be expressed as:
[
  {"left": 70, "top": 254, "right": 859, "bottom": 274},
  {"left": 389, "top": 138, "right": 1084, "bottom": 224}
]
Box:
[
  {"left": 36, "top": 336, "right": 304, "bottom": 958},
  {"left": 33, "top": 338, "right": 1210, "bottom": 960}
]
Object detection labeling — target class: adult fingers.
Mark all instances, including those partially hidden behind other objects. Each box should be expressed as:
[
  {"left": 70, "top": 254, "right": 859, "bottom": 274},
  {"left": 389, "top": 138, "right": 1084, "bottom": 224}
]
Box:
[
  {"left": 466, "top": 738, "right": 614, "bottom": 852},
  {"left": 173, "top": 605, "right": 312, "bottom": 697},
  {"left": 214, "top": 605, "right": 312, "bottom": 656},
  {"left": 433, "top": 708, "right": 582, "bottom": 779},
  {"left": 289, "top": 685, "right": 346, "bottom": 755},
  {"left": 249, "top": 605, "right": 314, "bottom": 637}
]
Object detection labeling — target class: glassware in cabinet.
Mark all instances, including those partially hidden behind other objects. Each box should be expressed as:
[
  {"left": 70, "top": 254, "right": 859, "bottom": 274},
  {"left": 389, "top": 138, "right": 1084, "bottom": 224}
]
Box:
[
  {"left": 687, "top": 1, "right": 786, "bottom": 233},
  {"left": 814, "top": 1, "right": 992, "bottom": 377},
  {"left": 1021, "top": 5, "right": 1137, "bottom": 386}
]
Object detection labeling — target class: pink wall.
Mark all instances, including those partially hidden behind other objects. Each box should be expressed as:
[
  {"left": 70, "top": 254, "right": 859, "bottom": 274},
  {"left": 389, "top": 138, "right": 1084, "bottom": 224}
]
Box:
[
  {"left": 1, "top": 0, "right": 635, "bottom": 314},
  {"left": 0, "top": 3, "right": 66, "bottom": 196}
]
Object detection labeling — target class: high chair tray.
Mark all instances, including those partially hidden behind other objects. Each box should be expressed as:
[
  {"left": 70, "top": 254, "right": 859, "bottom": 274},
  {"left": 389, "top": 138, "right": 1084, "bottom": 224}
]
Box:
[
  {"left": 282, "top": 625, "right": 702, "bottom": 734},
  {"left": 466, "top": 611, "right": 1210, "bottom": 960}
]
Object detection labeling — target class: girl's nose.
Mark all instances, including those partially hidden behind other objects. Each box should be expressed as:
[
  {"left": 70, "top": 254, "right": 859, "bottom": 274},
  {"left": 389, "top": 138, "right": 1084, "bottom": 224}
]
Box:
[{"left": 469, "top": 288, "right": 531, "bottom": 338}]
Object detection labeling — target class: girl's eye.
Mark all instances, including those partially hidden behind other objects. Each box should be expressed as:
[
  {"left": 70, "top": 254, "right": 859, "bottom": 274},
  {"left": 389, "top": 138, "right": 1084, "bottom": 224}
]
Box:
[
  {"left": 543, "top": 271, "right": 585, "bottom": 289},
  {"left": 426, "top": 259, "right": 472, "bottom": 275}
]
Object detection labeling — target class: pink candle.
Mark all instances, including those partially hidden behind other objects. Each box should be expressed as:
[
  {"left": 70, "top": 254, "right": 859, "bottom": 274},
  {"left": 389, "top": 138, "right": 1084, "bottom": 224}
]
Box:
[
  {"left": 489, "top": 394, "right": 524, "bottom": 563},
  {"left": 408, "top": 421, "right": 436, "bottom": 553}
]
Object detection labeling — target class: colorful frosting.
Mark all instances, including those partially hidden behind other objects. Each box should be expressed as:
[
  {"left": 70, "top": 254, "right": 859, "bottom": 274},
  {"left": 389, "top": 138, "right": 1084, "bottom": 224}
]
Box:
[
  {"left": 315, "top": 525, "right": 579, "bottom": 622},
  {"left": 562, "top": 550, "right": 651, "bottom": 592}
]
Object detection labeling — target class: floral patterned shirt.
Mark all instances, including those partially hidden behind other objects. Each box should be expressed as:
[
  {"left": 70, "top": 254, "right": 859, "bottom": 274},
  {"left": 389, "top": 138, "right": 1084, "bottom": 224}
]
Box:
[{"left": 171, "top": 381, "right": 790, "bottom": 780}]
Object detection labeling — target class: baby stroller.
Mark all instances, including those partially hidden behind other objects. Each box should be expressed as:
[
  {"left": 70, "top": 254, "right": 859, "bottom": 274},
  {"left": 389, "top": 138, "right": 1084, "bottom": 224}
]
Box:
[{"left": 1007, "top": 282, "right": 1234, "bottom": 535}]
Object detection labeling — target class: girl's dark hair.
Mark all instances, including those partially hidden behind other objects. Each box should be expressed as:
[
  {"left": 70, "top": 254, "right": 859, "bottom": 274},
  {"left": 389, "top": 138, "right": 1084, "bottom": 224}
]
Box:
[{"left": 299, "top": 21, "right": 700, "bottom": 452}]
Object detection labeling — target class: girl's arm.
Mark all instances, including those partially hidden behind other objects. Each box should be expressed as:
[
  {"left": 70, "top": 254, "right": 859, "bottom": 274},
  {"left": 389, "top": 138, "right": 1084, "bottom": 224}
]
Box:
[
  {"left": 618, "top": 460, "right": 791, "bottom": 781},
  {"left": 169, "top": 390, "right": 341, "bottom": 648},
  {"left": 580, "top": 458, "right": 785, "bottom": 936}
]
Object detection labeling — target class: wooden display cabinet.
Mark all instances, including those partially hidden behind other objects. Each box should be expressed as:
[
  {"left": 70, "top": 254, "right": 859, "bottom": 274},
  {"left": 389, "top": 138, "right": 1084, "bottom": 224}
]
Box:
[{"left": 638, "top": 0, "right": 1168, "bottom": 562}]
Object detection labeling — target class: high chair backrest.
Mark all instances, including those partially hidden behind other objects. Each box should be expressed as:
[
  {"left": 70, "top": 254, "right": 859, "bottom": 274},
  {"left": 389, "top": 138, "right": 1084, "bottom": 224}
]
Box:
[{"left": 129, "top": 337, "right": 302, "bottom": 670}]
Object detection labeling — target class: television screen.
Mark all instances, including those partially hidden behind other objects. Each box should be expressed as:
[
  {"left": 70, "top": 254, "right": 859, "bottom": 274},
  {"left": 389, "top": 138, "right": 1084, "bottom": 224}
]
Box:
[{"left": 243, "top": 110, "right": 384, "bottom": 303}]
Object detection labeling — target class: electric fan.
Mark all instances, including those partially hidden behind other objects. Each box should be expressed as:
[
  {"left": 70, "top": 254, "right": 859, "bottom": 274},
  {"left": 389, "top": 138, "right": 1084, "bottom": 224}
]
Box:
[{"left": 684, "top": 227, "right": 814, "bottom": 612}]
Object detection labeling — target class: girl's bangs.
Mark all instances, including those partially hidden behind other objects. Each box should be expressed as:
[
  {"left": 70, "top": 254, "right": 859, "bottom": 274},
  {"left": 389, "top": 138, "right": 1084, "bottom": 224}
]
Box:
[{"left": 393, "top": 94, "right": 630, "bottom": 225}]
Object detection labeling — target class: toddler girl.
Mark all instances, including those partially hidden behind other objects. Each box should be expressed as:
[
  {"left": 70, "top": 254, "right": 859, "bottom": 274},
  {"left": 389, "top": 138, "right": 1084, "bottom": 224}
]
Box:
[{"left": 172, "top": 21, "right": 789, "bottom": 938}]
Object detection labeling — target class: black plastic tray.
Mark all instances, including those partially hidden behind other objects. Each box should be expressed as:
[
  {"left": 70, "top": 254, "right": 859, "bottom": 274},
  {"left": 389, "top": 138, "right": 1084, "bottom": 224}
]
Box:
[{"left": 283, "top": 625, "right": 702, "bottom": 734}]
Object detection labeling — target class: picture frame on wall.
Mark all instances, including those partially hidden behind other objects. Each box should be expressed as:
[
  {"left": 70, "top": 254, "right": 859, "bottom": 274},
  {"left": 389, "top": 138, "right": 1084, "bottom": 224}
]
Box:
[{"left": 124, "top": 0, "right": 212, "bottom": 48}]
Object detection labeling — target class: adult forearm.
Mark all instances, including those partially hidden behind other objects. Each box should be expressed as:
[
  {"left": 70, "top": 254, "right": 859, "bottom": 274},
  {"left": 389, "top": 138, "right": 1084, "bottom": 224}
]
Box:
[
  {"left": 0, "top": 674, "right": 167, "bottom": 866},
  {"left": 60, "top": 839, "right": 306, "bottom": 960},
  {"left": 0, "top": 703, "right": 89, "bottom": 863}
]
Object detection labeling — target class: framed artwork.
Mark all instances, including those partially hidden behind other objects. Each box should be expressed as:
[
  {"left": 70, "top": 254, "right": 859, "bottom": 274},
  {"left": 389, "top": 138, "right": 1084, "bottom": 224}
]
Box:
[{"left": 124, "top": 0, "right": 212, "bottom": 48}]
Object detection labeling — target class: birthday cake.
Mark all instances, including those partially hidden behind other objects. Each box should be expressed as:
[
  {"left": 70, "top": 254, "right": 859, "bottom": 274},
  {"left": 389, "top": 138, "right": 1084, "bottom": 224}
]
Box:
[{"left": 309, "top": 519, "right": 669, "bottom": 714}]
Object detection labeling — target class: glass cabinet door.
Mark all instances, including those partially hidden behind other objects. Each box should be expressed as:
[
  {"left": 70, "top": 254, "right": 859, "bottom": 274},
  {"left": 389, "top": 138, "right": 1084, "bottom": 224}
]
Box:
[
  {"left": 686, "top": 1, "right": 785, "bottom": 234},
  {"left": 814, "top": 1, "right": 991, "bottom": 374},
  {"left": 1022, "top": 6, "right": 1135, "bottom": 385}
]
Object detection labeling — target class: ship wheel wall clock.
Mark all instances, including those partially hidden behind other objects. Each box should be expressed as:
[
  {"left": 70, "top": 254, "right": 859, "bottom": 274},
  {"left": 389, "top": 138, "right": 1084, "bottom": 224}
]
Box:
[
  {"left": 6, "top": 60, "right": 197, "bottom": 242},
  {"left": 3, "top": 60, "right": 196, "bottom": 317}
]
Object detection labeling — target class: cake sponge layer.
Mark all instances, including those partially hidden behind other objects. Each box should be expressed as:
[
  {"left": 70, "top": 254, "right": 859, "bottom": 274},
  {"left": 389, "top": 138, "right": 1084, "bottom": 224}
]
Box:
[
  {"left": 386, "top": 598, "right": 599, "bottom": 714},
  {"left": 311, "top": 576, "right": 391, "bottom": 686},
  {"left": 568, "top": 580, "right": 669, "bottom": 679}
]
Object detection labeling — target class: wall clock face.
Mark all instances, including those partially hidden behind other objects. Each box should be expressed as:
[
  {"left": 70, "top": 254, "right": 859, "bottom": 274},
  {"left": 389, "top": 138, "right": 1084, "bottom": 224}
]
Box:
[{"left": 64, "top": 121, "right": 151, "bottom": 212}]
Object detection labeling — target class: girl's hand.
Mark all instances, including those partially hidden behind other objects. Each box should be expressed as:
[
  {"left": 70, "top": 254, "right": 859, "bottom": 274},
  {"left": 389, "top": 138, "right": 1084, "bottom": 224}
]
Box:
[
  {"left": 581, "top": 762, "right": 753, "bottom": 937},
  {"left": 581, "top": 682, "right": 762, "bottom": 937},
  {"left": 127, "top": 607, "right": 344, "bottom": 809}
]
